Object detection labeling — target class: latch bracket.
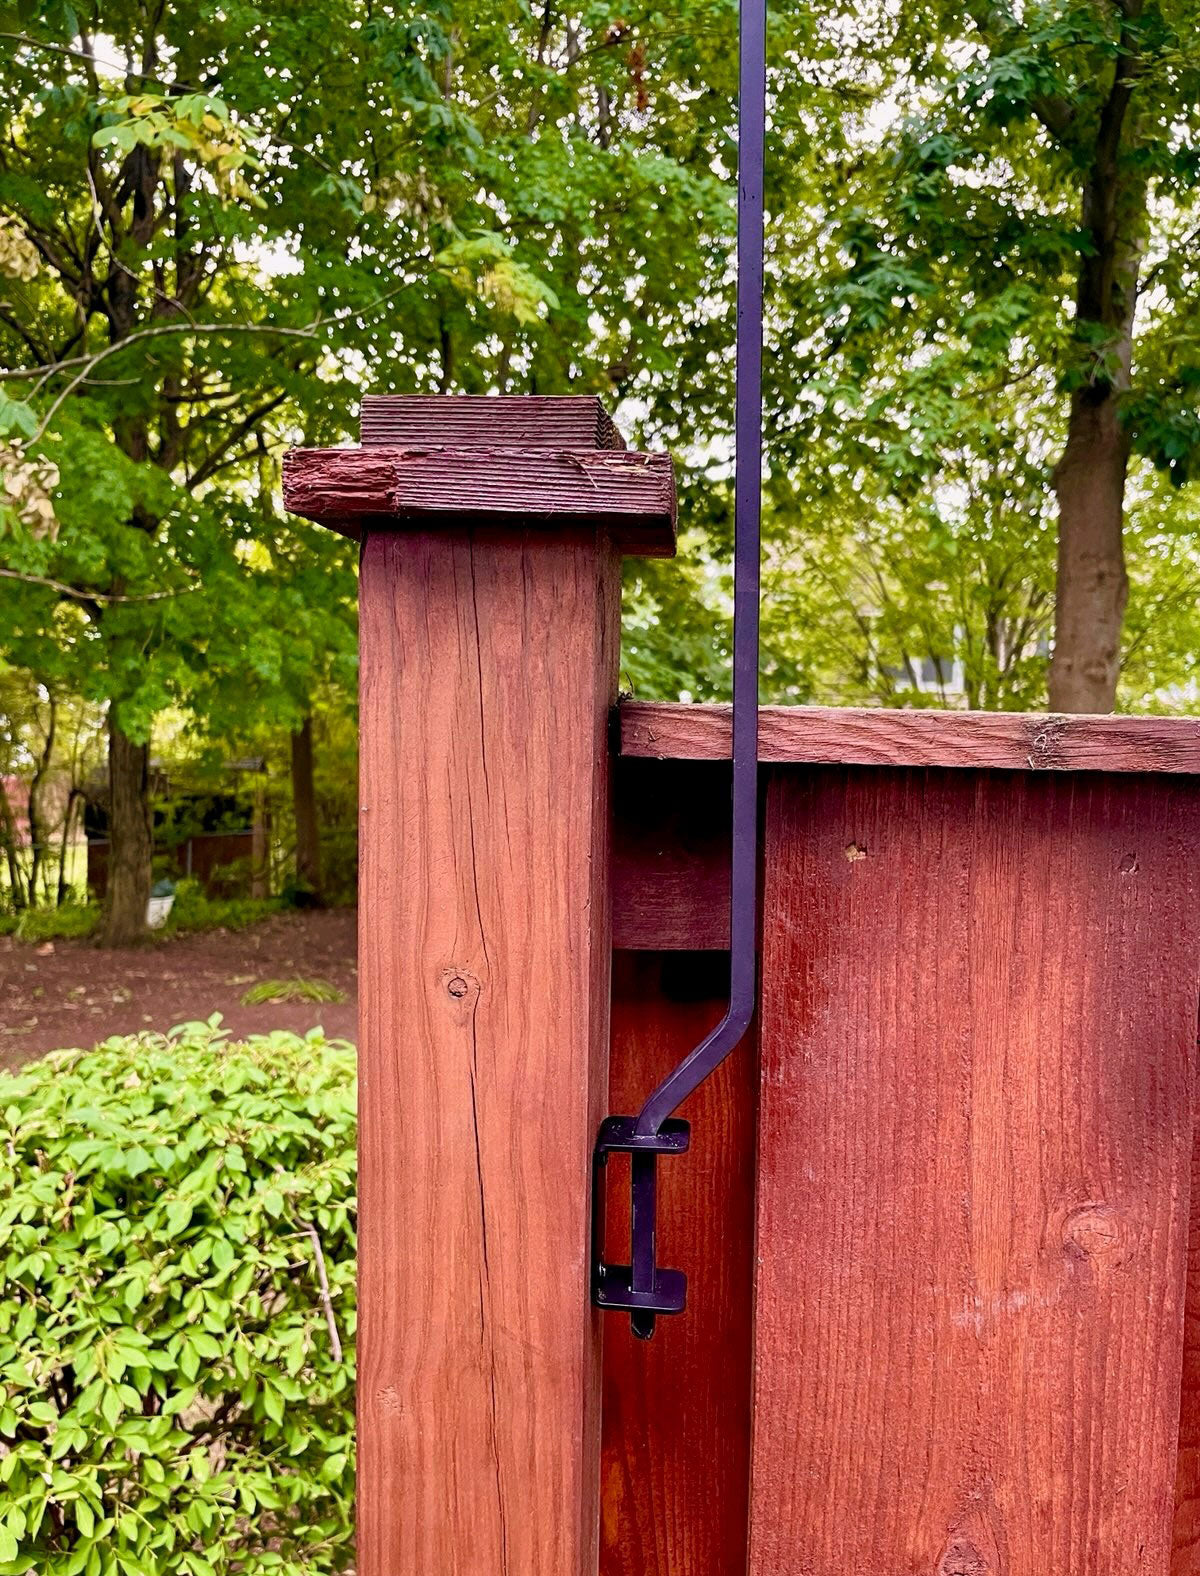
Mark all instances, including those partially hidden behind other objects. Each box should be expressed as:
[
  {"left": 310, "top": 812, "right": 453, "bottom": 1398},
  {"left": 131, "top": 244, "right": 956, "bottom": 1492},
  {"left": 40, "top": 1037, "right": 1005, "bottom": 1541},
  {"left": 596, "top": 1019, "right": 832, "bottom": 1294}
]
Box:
[{"left": 591, "top": 1117, "right": 690, "bottom": 1339}]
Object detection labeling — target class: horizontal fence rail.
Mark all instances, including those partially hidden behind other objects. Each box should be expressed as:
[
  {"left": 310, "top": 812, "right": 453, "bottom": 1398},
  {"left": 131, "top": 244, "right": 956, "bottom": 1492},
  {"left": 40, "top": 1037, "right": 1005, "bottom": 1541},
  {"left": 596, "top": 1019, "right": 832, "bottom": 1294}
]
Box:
[{"left": 619, "top": 700, "right": 1200, "bottom": 774}]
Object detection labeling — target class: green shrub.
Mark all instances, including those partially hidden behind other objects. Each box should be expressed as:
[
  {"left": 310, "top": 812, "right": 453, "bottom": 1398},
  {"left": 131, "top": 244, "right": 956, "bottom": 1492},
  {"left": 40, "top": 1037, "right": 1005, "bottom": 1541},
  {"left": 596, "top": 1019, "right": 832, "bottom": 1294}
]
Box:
[
  {"left": 0, "top": 1022, "right": 357, "bottom": 1575},
  {"left": 10, "top": 905, "right": 100, "bottom": 945},
  {"left": 165, "top": 879, "right": 284, "bottom": 936}
]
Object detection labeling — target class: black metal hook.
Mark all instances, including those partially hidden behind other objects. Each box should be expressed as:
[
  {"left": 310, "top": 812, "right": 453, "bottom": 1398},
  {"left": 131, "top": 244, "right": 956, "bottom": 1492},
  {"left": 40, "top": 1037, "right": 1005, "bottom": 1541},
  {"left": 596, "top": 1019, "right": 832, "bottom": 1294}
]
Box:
[{"left": 592, "top": 0, "right": 765, "bottom": 1339}]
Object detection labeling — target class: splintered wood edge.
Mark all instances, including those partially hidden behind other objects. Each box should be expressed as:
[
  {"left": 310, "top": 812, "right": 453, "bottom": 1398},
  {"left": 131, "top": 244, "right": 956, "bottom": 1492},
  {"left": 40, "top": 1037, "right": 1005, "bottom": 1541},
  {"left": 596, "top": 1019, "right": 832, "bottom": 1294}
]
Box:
[
  {"left": 619, "top": 701, "right": 1200, "bottom": 774},
  {"left": 283, "top": 445, "right": 676, "bottom": 557}
]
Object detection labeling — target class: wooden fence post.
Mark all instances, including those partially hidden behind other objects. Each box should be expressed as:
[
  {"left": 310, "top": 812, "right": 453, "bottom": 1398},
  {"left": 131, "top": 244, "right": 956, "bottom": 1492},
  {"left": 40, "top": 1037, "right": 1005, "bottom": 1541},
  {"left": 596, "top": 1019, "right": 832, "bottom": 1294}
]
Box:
[{"left": 285, "top": 397, "right": 675, "bottom": 1576}]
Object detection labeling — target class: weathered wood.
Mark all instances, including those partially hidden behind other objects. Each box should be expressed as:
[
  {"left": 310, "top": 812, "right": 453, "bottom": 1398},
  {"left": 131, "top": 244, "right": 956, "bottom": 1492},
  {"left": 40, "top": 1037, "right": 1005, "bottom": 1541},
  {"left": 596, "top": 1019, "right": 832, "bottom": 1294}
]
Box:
[
  {"left": 602, "top": 952, "right": 756, "bottom": 1576},
  {"left": 283, "top": 445, "right": 676, "bottom": 555},
  {"left": 750, "top": 765, "right": 1200, "bottom": 1576},
  {"left": 361, "top": 393, "right": 624, "bottom": 451},
  {"left": 621, "top": 699, "right": 1200, "bottom": 773},
  {"left": 357, "top": 524, "right": 619, "bottom": 1575},
  {"left": 1173, "top": 1125, "right": 1200, "bottom": 1575},
  {"left": 612, "top": 759, "right": 733, "bottom": 950}
]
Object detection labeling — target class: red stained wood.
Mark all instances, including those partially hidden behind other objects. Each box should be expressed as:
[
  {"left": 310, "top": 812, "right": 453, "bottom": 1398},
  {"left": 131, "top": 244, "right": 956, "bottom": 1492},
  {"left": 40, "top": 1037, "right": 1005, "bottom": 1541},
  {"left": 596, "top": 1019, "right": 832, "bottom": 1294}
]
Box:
[
  {"left": 357, "top": 524, "right": 620, "bottom": 1575},
  {"left": 621, "top": 700, "right": 1200, "bottom": 773},
  {"left": 612, "top": 759, "right": 733, "bottom": 950},
  {"left": 750, "top": 766, "right": 1200, "bottom": 1576},
  {"left": 283, "top": 445, "right": 676, "bottom": 555},
  {"left": 1173, "top": 1124, "right": 1200, "bottom": 1575},
  {"left": 361, "top": 393, "right": 624, "bottom": 451},
  {"left": 602, "top": 952, "right": 757, "bottom": 1576}
]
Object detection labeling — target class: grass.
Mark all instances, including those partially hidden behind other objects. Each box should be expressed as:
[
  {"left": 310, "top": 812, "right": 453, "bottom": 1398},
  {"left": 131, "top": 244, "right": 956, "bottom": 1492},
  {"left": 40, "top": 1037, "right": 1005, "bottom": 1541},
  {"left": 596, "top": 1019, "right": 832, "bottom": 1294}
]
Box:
[
  {"left": 240, "top": 977, "right": 347, "bottom": 1006},
  {"left": 0, "top": 885, "right": 286, "bottom": 945},
  {"left": 0, "top": 903, "right": 99, "bottom": 943}
]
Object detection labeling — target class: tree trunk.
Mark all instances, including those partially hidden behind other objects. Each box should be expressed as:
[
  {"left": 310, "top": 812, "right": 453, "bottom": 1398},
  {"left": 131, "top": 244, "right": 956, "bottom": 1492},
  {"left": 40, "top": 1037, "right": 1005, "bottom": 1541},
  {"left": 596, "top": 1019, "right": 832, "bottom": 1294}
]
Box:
[
  {"left": 101, "top": 714, "right": 153, "bottom": 946},
  {"left": 1046, "top": 34, "right": 1145, "bottom": 715},
  {"left": 0, "top": 785, "right": 25, "bottom": 908},
  {"left": 290, "top": 715, "right": 324, "bottom": 906},
  {"left": 250, "top": 773, "right": 270, "bottom": 900},
  {"left": 26, "top": 692, "right": 56, "bottom": 906},
  {"left": 57, "top": 787, "right": 81, "bottom": 907},
  {"left": 1048, "top": 387, "right": 1131, "bottom": 712}
]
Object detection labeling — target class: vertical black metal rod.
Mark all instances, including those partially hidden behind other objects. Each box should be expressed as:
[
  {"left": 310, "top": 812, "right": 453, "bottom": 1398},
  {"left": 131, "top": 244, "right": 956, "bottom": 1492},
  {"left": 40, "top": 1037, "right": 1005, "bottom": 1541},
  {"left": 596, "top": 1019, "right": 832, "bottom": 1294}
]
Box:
[
  {"left": 629, "top": 1153, "right": 659, "bottom": 1338},
  {"left": 634, "top": 0, "right": 765, "bottom": 1138}
]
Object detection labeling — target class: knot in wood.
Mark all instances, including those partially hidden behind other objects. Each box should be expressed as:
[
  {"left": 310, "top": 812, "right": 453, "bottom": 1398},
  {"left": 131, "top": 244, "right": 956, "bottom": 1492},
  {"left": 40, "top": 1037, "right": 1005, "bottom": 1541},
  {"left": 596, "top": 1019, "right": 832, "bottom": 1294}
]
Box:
[
  {"left": 440, "top": 967, "right": 482, "bottom": 1009},
  {"left": 938, "top": 1539, "right": 991, "bottom": 1576},
  {"left": 1063, "top": 1201, "right": 1126, "bottom": 1262}
]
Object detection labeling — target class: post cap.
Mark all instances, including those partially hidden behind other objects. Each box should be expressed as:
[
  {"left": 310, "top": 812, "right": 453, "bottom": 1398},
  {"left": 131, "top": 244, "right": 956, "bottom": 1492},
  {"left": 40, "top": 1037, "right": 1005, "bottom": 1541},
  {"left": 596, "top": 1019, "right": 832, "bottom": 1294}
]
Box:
[{"left": 284, "top": 395, "right": 676, "bottom": 558}]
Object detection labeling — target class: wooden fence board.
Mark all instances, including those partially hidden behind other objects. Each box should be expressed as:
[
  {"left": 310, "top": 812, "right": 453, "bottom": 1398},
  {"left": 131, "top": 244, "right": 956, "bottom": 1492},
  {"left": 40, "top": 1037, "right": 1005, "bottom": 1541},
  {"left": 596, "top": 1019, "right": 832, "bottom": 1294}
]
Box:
[
  {"left": 612, "top": 760, "right": 733, "bottom": 950},
  {"left": 602, "top": 952, "right": 757, "bottom": 1576},
  {"left": 750, "top": 766, "right": 1200, "bottom": 1576},
  {"left": 1173, "top": 1124, "right": 1200, "bottom": 1575},
  {"left": 620, "top": 700, "right": 1200, "bottom": 774}
]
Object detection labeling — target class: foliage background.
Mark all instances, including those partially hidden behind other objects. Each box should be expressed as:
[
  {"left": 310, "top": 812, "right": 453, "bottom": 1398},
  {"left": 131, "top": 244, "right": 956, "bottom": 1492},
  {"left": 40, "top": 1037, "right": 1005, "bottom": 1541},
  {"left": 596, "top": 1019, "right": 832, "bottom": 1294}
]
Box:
[
  {"left": 0, "top": 1024, "right": 356, "bottom": 1576},
  {"left": 0, "top": 0, "right": 1197, "bottom": 925}
]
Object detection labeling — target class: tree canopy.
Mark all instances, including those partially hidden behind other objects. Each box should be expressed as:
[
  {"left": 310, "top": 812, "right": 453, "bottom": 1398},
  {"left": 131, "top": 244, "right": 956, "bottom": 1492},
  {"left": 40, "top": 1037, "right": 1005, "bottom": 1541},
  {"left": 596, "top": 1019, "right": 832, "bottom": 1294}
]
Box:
[{"left": 0, "top": 0, "right": 1197, "bottom": 937}]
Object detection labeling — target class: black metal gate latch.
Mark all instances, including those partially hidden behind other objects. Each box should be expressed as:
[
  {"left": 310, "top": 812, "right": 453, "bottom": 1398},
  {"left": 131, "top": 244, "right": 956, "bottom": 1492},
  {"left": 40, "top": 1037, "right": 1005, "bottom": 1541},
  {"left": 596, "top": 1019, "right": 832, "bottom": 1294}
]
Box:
[
  {"left": 592, "top": 1118, "right": 691, "bottom": 1339},
  {"left": 591, "top": 0, "right": 767, "bottom": 1341}
]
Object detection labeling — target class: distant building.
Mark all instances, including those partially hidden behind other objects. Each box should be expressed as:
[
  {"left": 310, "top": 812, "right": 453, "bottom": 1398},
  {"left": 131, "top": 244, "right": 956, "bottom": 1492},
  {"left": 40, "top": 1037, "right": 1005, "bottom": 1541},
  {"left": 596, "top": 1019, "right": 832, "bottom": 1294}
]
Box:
[
  {"left": 879, "top": 655, "right": 966, "bottom": 702},
  {"left": 83, "top": 759, "right": 268, "bottom": 899}
]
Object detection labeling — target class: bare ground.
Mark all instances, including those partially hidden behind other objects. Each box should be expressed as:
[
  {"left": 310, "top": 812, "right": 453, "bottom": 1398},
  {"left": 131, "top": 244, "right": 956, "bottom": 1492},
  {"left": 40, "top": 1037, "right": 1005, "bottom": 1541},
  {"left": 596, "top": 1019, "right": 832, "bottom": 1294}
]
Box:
[{"left": 0, "top": 908, "right": 358, "bottom": 1071}]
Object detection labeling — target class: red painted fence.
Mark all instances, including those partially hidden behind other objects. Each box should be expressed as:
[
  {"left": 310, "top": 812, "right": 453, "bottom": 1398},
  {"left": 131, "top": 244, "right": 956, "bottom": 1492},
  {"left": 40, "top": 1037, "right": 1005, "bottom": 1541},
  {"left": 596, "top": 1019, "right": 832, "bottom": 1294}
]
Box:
[{"left": 287, "top": 396, "right": 1200, "bottom": 1576}]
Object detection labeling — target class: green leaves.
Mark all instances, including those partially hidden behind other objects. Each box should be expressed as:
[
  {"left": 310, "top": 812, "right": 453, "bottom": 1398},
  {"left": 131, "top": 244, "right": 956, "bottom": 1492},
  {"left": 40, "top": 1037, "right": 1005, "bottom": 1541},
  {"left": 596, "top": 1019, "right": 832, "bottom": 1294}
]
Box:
[
  {"left": 92, "top": 94, "right": 265, "bottom": 208},
  {"left": 1, "top": 0, "right": 1195, "bottom": 750},
  {"left": 0, "top": 396, "right": 37, "bottom": 441},
  {"left": 0, "top": 1025, "right": 357, "bottom": 1574},
  {"left": 434, "top": 232, "right": 560, "bottom": 325}
]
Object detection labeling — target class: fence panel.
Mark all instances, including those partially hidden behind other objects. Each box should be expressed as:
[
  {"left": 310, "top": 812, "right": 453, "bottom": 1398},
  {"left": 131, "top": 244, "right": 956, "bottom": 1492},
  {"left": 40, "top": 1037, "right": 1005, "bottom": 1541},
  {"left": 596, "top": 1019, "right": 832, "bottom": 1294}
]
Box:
[{"left": 749, "top": 764, "right": 1200, "bottom": 1575}]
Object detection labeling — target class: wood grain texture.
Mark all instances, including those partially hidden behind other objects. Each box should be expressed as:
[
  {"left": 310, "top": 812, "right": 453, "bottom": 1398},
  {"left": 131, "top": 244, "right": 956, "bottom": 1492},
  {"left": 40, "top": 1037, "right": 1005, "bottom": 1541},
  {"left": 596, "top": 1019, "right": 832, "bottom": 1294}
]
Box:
[
  {"left": 1173, "top": 1121, "right": 1200, "bottom": 1575},
  {"left": 750, "top": 766, "right": 1200, "bottom": 1576},
  {"left": 611, "top": 759, "right": 733, "bottom": 949},
  {"left": 284, "top": 445, "right": 676, "bottom": 555},
  {"left": 357, "top": 524, "right": 619, "bottom": 1575},
  {"left": 361, "top": 393, "right": 624, "bottom": 451},
  {"left": 602, "top": 952, "right": 757, "bottom": 1576},
  {"left": 620, "top": 700, "right": 1200, "bottom": 773}
]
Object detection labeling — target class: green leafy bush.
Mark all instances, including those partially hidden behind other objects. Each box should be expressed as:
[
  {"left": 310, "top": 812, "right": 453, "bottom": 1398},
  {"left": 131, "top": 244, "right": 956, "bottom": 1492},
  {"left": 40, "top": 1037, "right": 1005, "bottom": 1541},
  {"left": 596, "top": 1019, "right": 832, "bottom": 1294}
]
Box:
[
  {"left": 0, "top": 888, "right": 289, "bottom": 947},
  {"left": 9, "top": 905, "right": 100, "bottom": 945},
  {"left": 165, "top": 879, "right": 284, "bottom": 936},
  {"left": 0, "top": 1023, "right": 356, "bottom": 1575}
]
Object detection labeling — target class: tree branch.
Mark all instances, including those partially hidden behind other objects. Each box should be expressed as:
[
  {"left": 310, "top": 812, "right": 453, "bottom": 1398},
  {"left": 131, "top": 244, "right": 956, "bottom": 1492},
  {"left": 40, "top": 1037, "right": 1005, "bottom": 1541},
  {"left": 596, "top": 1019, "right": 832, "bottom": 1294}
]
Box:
[
  {"left": 0, "top": 304, "right": 51, "bottom": 364},
  {"left": 961, "top": 1, "right": 1077, "bottom": 148},
  {"left": 0, "top": 566, "right": 197, "bottom": 603},
  {"left": 0, "top": 32, "right": 169, "bottom": 83},
  {"left": 187, "top": 392, "right": 289, "bottom": 489},
  {"left": 3, "top": 274, "right": 423, "bottom": 389},
  {"left": 5, "top": 275, "right": 421, "bottom": 444}
]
